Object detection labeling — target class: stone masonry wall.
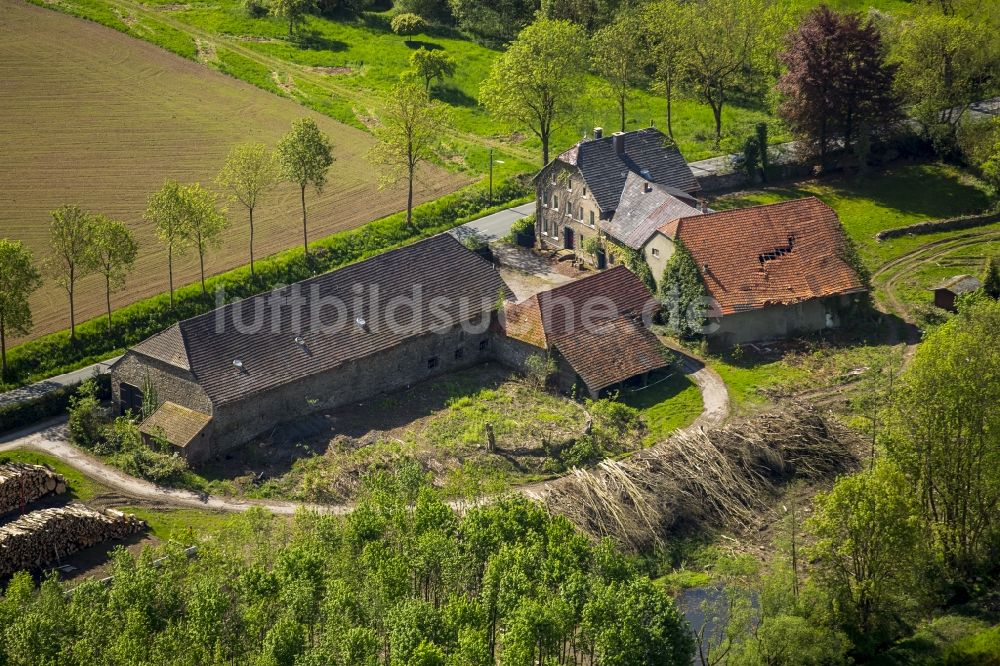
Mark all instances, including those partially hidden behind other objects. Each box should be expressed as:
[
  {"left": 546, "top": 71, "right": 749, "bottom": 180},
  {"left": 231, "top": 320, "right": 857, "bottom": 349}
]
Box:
[{"left": 111, "top": 353, "right": 213, "bottom": 417}]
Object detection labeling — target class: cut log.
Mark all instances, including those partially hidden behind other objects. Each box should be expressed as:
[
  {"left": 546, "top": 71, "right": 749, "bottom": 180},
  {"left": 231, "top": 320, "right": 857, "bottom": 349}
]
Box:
[
  {"left": 0, "top": 463, "right": 68, "bottom": 517},
  {"left": 0, "top": 503, "right": 146, "bottom": 577}
]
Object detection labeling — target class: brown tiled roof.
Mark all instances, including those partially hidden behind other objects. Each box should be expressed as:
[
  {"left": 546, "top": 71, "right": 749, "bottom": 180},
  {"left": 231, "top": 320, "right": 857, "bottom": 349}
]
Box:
[
  {"left": 131, "top": 234, "right": 512, "bottom": 405},
  {"left": 671, "top": 198, "right": 867, "bottom": 315},
  {"left": 140, "top": 401, "right": 212, "bottom": 448},
  {"left": 603, "top": 172, "right": 703, "bottom": 249},
  {"left": 132, "top": 324, "right": 190, "bottom": 370},
  {"left": 553, "top": 316, "right": 670, "bottom": 393},
  {"left": 548, "top": 128, "right": 699, "bottom": 213},
  {"left": 503, "top": 266, "right": 656, "bottom": 348}
]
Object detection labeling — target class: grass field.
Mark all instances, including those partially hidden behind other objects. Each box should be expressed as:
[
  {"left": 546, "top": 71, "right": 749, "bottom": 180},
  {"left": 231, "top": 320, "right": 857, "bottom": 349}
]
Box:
[{"left": 0, "top": 0, "right": 469, "bottom": 344}]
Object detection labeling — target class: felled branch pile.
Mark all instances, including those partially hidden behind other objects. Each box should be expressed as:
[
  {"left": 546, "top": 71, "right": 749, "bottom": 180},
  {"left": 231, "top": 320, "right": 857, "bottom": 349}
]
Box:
[
  {"left": 541, "top": 404, "right": 857, "bottom": 551},
  {"left": 0, "top": 463, "right": 66, "bottom": 516},
  {"left": 0, "top": 503, "right": 145, "bottom": 576}
]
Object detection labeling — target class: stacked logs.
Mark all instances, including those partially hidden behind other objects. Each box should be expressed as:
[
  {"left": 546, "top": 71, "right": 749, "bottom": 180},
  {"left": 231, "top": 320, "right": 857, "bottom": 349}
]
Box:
[
  {"left": 0, "top": 503, "right": 146, "bottom": 577},
  {"left": 0, "top": 463, "right": 67, "bottom": 516}
]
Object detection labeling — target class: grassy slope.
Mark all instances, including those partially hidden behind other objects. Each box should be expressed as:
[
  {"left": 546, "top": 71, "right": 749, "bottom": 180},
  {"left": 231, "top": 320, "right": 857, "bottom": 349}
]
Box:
[{"left": 623, "top": 372, "right": 703, "bottom": 441}]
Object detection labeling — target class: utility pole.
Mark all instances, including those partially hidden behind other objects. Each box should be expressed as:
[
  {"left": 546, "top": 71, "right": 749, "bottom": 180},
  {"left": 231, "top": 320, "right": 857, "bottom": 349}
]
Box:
[{"left": 489, "top": 148, "right": 493, "bottom": 206}]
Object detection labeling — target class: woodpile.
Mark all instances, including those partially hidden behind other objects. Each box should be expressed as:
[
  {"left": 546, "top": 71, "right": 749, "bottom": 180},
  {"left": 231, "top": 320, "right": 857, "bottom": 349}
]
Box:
[
  {"left": 540, "top": 404, "right": 858, "bottom": 551},
  {"left": 0, "top": 503, "right": 146, "bottom": 577},
  {"left": 0, "top": 463, "right": 66, "bottom": 515}
]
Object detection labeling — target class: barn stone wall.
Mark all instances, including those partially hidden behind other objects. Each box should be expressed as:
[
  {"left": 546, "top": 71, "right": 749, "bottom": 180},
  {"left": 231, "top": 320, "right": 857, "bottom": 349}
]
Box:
[
  {"left": 708, "top": 297, "right": 837, "bottom": 346},
  {"left": 111, "top": 353, "right": 213, "bottom": 417}
]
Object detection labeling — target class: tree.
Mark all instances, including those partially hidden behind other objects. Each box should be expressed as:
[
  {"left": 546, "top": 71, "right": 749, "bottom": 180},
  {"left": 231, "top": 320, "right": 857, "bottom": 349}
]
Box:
[
  {"left": 277, "top": 118, "right": 334, "bottom": 257},
  {"left": 479, "top": 18, "right": 588, "bottom": 167},
  {"left": 657, "top": 240, "right": 707, "bottom": 337},
  {"left": 886, "top": 297, "right": 1000, "bottom": 577},
  {"left": 217, "top": 142, "right": 278, "bottom": 279},
  {"left": 982, "top": 255, "right": 1000, "bottom": 298},
  {"left": 684, "top": 0, "right": 785, "bottom": 146},
  {"left": 409, "top": 49, "right": 456, "bottom": 93},
  {"left": 642, "top": 0, "right": 692, "bottom": 139},
  {"left": 145, "top": 180, "right": 189, "bottom": 310},
  {"left": 0, "top": 239, "right": 42, "bottom": 379},
  {"left": 180, "top": 183, "right": 228, "bottom": 295},
  {"left": 448, "top": 0, "right": 536, "bottom": 43},
  {"left": 391, "top": 12, "right": 426, "bottom": 37},
  {"left": 48, "top": 204, "right": 96, "bottom": 343},
  {"left": 591, "top": 12, "right": 646, "bottom": 133},
  {"left": 891, "top": 13, "right": 996, "bottom": 156},
  {"left": 89, "top": 215, "right": 138, "bottom": 335},
  {"left": 777, "top": 6, "right": 900, "bottom": 168},
  {"left": 369, "top": 81, "right": 451, "bottom": 232},
  {"left": 271, "top": 0, "right": 314, "bottom": 39},
  {"left": 807, "top": 460, "right": 925, "bottom": 643}
]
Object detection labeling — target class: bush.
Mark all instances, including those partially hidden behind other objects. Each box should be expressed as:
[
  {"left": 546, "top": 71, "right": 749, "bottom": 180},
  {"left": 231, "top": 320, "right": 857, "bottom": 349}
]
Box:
[
  {"left": 0, "top": 374, "right": 110, "bottom": 435},
  {"left": 67, "top": 380, "right": 106, "bottom": 448},
  {"left": 105, "top": 417, "right": 190, "bottom": 484},
  {"left": 391, "top": 13, "right": 426, "bottom": 36},
  {"left": 523, "top": 353, "right": 554, "bottom": 388},
  {"left": 1, "top": 178, "right": 529, "bottom": 392},
  {"left": 242, "top": 0, "right": 270, "bottom": 17}
]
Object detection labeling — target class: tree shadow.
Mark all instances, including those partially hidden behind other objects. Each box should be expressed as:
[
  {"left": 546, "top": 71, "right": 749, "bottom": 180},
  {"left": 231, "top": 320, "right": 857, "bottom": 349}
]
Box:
[
  {"left": 404, "top": 39, "right": 444, "bottom": 50},
  {"left": 433, "top": 85, "right": 477, "bottom": 107},
  {"left": 295, "top": 29, "right": 348, "bottom": 52}
]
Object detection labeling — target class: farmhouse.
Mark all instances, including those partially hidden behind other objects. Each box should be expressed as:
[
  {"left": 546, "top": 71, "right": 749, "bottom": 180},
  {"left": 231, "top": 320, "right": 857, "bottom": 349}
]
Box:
[
  {"left": 499, "top": 266, "right": 670, "bottom": 398},
  {"left": 535, "top": 127, "right": 700, "bottom": 265},
  {"left": 932, "top": 275, "right": 981, "bottom": 312},
  {"left": 645, "top": 197, "right": 867, "bottom": 345},
  {"left": 111, "top": 234, "right": 512, "bottom": 461}
]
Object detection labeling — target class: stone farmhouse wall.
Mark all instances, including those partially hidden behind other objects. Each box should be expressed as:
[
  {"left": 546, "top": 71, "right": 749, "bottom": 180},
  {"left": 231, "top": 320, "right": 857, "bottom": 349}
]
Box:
[
  {"left": 111, "top": 353, "right": 213, "bottom": 417},
  {"left": 709, "top": 296, "right": 847, "bottom": 346},
  {"left": 535, "top": 163, "right": 612, "bottom": 267}
]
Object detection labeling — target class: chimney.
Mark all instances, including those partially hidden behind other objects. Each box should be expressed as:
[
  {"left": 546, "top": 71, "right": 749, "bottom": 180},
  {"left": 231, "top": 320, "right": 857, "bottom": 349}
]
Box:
[
  {"left": 699, "top": 199, "right": 709, "bottom": 213},
  {"left": 613, "top": 132, "right": 625, "bottom": 156},
  {"left": 643, "top": 182, "right": 652, "bottom": 193},
  {"left": 593, "top": 127, "right": 603, "bottom": 140}
]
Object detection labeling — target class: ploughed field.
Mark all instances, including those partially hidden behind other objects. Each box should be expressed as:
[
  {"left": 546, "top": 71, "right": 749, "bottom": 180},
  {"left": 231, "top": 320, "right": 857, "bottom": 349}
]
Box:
[{"left": 0, "top": 0, "right": 469, "bottom": 343}]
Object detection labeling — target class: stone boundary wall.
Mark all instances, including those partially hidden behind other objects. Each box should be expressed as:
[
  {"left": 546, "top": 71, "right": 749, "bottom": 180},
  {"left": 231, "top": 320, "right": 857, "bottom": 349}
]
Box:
[{"left": 875, "top": 211, "right": 1000, "bottom": 241}]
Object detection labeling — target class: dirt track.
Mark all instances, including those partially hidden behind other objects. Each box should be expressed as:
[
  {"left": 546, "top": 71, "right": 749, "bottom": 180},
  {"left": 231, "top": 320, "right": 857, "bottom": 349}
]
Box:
[{"left": 0, "top": 0, "right": 468, "bottom": 343}]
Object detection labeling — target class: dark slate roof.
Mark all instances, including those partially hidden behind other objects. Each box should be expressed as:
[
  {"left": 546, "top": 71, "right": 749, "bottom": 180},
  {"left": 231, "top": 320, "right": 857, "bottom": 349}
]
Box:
[
  {"left": 934, "top": 274, "right": 981, "bottom": 294},
  {"left": 503, "top": 265, "right": 656, "bottom": 348},
  {"left": 130, "top": 234, "right": 511, "bottom": 406},
  {"left": 603, "top": 172, "right": 703, "bottom": 249},
  {"left": 553, "top": 316, "right": 670, "bottom": 393},
  {"left": 554, "top": 127, "right": 699, "bottom": 213},
  {"left": 132, "top": 324, "right": 190, "bottom": 371}
]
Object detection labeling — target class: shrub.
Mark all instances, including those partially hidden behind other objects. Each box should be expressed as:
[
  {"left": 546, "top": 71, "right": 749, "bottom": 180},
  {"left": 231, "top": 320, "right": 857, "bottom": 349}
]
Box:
[
  {"left": 509, "top": 213, "right": 534, "bottom": 237},
  {"left": 67, "top": 379, "right": 106, "bottom": 448},
  {"left": 391, "top": 13, "right": 426, "bottom": 36},
  {"left": 242, "top": 0, "right": 270, "bottom": 17},
  {"left": 0, "top": 374, "right": 110, "bottom": 435},
  {"left": 562, "top": 435, "right": 603, "bottom": 468},
  {"left": 106, "top": 417, "right": 190, "bottom": 484},
  {"left": 523, "top": 353, "right": 554, "bottom": 388}
]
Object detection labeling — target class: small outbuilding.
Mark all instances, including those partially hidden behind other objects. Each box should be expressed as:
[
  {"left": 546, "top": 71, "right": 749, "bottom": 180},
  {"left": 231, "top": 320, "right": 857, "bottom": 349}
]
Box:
[{"left": 932, "top": 275, "right": 981, "bottom": 312}]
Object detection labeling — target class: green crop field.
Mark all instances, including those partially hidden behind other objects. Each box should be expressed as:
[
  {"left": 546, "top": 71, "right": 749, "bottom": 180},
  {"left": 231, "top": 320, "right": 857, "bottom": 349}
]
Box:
[{"left": 0, "top": 0, "right": 468, "bottom": 343}]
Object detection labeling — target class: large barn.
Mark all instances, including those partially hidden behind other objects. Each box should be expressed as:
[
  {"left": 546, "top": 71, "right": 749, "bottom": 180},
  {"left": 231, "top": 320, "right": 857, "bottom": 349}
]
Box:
[{"left": 111, "top": 234, "right": 512, "bottom": 461}]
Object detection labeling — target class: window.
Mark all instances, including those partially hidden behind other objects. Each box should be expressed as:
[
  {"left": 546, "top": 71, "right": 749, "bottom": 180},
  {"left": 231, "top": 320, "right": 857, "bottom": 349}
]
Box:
[
  {"left": 427, "top": 356, "right": 439, "bottom": 369},
  {"left": 552, "top": 195, "right": 559, "bottom": 211},
  {"left": 578, "top": 206, "right": 584, "bottom": 221},
  {"left": 589, "top": 210, "right": 595, "bottom": 227},
  {"left": 583, "top": 186, "right": 587, "bottom": 196},
  {"left": 454, "top": 348, "right": 464, "bottom": 360},
  {"left": 479, "top": 339, "right": 489, "bottom": 352},
  {"left": 651, "top": 248, "right": 660, "bottom": 258}
]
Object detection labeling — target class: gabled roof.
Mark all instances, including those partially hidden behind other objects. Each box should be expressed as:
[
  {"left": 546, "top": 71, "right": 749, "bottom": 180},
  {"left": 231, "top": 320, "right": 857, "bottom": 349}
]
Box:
[
  {"left": 933, "top": 274, "right": 981, "bottom": 294},
  {"left": 130, "top": 234, "right": 511, "bottom": 405},
  {"left": 671, "top": 198, "right": 867, "bottom": 315},
  {"left": 132, "top": 324, "right": 190, "bottom": 371},
  {"left": 140, "top": 401, "right": 212, "bottom": 448},
  {"left": 603, "top": 172, "right": 703, "bottom": 249},
  {"left": 551, "top": 128, "right": 699, "bottom": 213},
  {"left": 552, "top": 316, "right": 670, "bottom": 393},
  {"left": 503, "top": 265, "right": 655, "bottom": 348}
]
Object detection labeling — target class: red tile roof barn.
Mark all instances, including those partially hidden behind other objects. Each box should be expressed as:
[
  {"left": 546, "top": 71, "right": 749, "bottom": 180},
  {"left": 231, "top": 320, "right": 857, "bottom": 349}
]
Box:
[
  {"left": 503, "top": 265, "right": 656, "bottom": 348},
  {"left": 552, "top": 316, "right": 670, "bottom": 393},
  {"left": 665, "top": 198, "right": 866, "bottom": 315}
]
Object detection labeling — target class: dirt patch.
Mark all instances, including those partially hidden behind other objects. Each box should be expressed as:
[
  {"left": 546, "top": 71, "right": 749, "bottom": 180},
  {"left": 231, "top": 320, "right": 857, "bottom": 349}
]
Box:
[
  {"left": 195, "top": 38, "right": 217, "bottom": 64},
  {"left": 113, "top": 8, "right": 138, "bottom": 27},
  {"left": 308, "top": 65, "right": 353, "bottom": 75},
  {"left": 153, "top": 3, "right": 190, "bottom": 10},
  {"left": 233, "top": 34, "right": 281, "bottom": 43},
  {"left": 271, "top": 71, "right": 295, "bottom": 94}
]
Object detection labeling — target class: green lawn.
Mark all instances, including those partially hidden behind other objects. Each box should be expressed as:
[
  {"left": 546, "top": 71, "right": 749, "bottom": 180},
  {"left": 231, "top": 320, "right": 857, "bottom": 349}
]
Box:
[
  {"left": 712, "top": 163, "right": 994, "bottom": 270},
  {"left": 893, "top": 241, "right": 1000, "bottom": 309},
  {"left": 622, "top": 371, "right": 704, "bottom": 441},
  {"left": 707, "top": 353, "right": 809, "bottom": 410}
]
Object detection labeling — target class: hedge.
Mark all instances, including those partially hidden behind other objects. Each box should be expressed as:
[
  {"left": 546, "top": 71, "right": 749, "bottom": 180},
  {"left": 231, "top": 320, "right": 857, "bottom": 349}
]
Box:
[
  {"left": 0, "top": 375, "right": 111, "bottom": 435},
  {"left": 2, "top": 178, "right": 531, "bottom": 392}
]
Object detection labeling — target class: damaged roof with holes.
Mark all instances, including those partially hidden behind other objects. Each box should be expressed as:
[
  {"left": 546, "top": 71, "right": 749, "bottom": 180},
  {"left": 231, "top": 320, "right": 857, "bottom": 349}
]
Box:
[
  {"left": 124, "top": 234, "right": 512, "bottom": 405},
  {"left": 502, "top": 265, "right": 655, "bottom": 348},
  {"left": 667, "top": 197, "right": 867, "bottom": 315},
  {"left": 552, "top": 315, "right": 671, "bottom": 393},
  {"left": 548, "top": 127, "right": 699, "bottom": 213},
  {"left": 603, "top": 171, "right": 704, "bottom": 249},
  {"left": 139, "top": 401, "right": 212, "bottom": 448}
]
